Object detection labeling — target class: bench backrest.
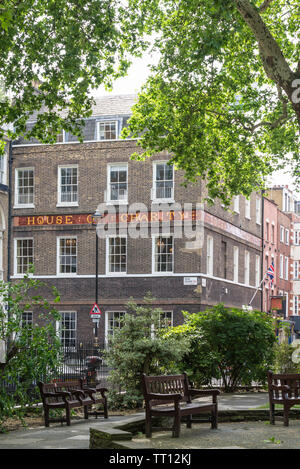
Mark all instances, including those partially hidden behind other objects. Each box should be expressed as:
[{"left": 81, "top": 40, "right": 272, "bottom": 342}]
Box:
[
  {"left": 268, "top": 370, "right": 300, "bottom": 399},
  {"left": 142, "top": 373, "right": 191, "bottom": 406},
  {"left": 38, "top": 380, "right": 84, "bottom": 404}
]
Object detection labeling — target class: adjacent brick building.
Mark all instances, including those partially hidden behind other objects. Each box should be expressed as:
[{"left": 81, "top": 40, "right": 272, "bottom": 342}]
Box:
[
  {"left": 11, "top": 95, "right": 263, "bottom": 347},
  {"left": 264, "top": 186, "right": 300, "bottom": 329}
]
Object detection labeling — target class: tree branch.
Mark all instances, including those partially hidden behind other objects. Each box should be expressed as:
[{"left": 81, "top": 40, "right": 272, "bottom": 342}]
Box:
[
  {"left": 259, "top": 0, "right": 275, "bottom": 12},
  {"left": 234, "top": 0, "right": 294, "bottom": 90}
]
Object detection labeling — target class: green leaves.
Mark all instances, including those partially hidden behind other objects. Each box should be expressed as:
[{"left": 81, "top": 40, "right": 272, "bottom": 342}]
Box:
[
  {"left": 105, "top": 294, "right": 190, "bottom": 409},
  {"left": 0, "top": 275, "right": 62, "bottom": 428},
  {"left": 166, "top": 304, "right": 276, "bottom": 391},
  {"left": 124, "top": 0, "right": 300, "bottom": 205},
  {"left": 0, "top": 0, "right": 152, "bottom": 148}
]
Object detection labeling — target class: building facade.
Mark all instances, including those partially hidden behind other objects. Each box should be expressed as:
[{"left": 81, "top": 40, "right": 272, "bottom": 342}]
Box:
[
  {"left": 264, "top": 186, "right": 300, "bottom": 333},
  {"left": 11, "top": 95, "right": 263, "bottom": 346}
]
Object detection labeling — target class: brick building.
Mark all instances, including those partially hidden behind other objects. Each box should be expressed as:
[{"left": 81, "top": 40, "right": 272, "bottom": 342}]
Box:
[
  {"left": 11, "top": 95, "right": 263, "bottom": 346},
  {"left": 262, "top": 197, "right": 278, "bottom": 313},
  {"left": 0, "top": 139, "right": 9, "bottom": 363},
  {"left": 264, "top": 186, "right": 300, "bottom": 325}
]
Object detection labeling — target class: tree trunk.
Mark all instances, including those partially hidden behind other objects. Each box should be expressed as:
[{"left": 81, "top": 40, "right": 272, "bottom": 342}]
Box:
[{"left": 233, "top": 0, "right": 300, "bottom": 128}]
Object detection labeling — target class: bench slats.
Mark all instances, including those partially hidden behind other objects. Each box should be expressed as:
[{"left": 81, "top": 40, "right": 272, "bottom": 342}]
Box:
[
  {"left": 268, "top": 370, "right": 300, "bottom": 426},
  {"left": 38, "top": 379, "right": 108, "bottom": 427},
  {"left": 142, "top": 372, "right": 220, "bottom": 438}
]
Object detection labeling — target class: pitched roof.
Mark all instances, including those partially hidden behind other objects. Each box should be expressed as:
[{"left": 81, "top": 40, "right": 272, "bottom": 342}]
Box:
[
  {"left": 90, "top": 94, "right": 137, "bottom": 117},
  {"left": 27, "top": 94, "right": 137, "bottom": 122}
]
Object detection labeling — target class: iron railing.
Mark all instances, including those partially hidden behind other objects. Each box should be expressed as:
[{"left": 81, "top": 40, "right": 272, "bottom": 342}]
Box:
[{"left": 56, "top": 339, "right": 109, "bottom": 384}]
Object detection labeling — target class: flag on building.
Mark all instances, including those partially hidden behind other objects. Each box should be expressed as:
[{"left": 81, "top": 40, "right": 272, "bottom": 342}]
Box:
[{"left": 266, "top": 261, "right": 275, "bottom": 284}]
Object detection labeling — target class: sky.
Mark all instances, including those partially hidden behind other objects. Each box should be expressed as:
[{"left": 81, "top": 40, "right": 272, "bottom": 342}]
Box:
[
  {"left": 94, "top": 55, "right": 299, "bottom": 198},
  {"left": 94, "top": 51, "right": 158, "bottom": 97}
]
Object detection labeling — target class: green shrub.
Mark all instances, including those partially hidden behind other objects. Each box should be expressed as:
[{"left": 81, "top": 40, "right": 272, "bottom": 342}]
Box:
[
  {"left": 273, "top": 341, "right": 300, "bottom": 373},
  {"left": 104, "top": 294, "right": 190, "bottom": 409},
  {"left": 164, "top": 304, "right": 277, "bottom": 392},
  {"left": 0, "top": 274, "right": 62, "bottom": 430}
]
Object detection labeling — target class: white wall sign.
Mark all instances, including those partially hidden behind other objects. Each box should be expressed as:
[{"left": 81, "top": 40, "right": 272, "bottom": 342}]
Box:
[{"left": 184, "top": 277, "right": 198, "bottom": 286}]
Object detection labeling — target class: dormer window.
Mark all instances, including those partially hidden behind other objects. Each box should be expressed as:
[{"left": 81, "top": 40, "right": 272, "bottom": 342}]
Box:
[{"left": 97, "top": 121, "right": 118, "bottom": 140}]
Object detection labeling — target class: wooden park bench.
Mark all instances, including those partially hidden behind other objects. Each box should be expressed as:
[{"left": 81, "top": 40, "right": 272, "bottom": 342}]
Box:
[
  {"left": 142, "top": 372, "right": 220, "bottom": 438},
  {"left": 38, "top": 379, "right": 108, "bottom": 427},
  {"left": 267, "top": 370, "right": 300, "bottom": 426}
]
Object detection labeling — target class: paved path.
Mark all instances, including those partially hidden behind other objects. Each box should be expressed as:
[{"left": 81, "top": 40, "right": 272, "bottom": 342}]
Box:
[{"left": 0, "top": 393, "right": 270, "bottom": 449}]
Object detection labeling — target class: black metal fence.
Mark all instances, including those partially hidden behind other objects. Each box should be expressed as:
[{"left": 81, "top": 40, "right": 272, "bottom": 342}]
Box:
[
  {"left": 56, "top": 340, "right": 110, "bottom": 385},
  {"left": 1, "top": 340, "right": 112, "bottom": 399}
]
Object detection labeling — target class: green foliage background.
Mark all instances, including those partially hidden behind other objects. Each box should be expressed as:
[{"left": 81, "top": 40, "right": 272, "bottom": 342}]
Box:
[
  {"left": 164, "top": 304, "right": 277, "bottom": 392},
  {"left": 105, "top": 294, "right": 190, "bottom": 409},
  {"left": 0, "top": 275, "right": 62, "bottom": 429}
]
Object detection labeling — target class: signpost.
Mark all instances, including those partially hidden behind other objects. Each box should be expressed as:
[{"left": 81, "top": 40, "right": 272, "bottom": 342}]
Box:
[
  {"left": 90, "top": 303, "right": 102, "bottom": 347},
  {"left": 90, "top": 303, "right": 102, "bottom": 321}
]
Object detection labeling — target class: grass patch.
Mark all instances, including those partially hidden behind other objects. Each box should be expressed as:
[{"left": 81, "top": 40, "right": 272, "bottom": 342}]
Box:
[{"left": 255, "top": 404, "right": 300, "bottom": 410}]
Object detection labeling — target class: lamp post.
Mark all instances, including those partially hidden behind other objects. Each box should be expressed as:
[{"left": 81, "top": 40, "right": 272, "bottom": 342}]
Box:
[{"left": 92, "top": 209, "right": 104, "bottom": 347}]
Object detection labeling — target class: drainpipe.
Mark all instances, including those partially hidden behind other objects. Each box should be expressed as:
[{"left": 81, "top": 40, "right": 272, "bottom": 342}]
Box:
[
  {"left": 7, "top": 139, "right": 12, "bottom": 285},
  {"left": 261, "top": 190, "right": 265, "bottom": 312}
]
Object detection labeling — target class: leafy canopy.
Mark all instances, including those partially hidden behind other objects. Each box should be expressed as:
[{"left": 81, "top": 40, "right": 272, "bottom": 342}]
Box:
[
  {"left": 123, "top": 0, "right": 300, "bottom": 205},
  {"left": 0, "top": 0, "right": 160, "bottom": 145}
]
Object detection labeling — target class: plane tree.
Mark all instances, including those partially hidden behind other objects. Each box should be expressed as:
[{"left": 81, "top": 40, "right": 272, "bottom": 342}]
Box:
[{"left": 123, "top": 0, "right": 300, "bottom": 204}]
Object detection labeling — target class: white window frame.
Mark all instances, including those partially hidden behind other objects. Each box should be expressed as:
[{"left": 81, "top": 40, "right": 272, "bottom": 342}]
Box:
[
  {"left": 57, "top": 164, "right": 79, "bottom": 207},
  {"left": 280, "top": 254, "right": 284, "bottom": 279},
  {"left": 106, "top": 163, "right": 128, "bottom": 204},
  {"left": 295, "top": 261, "right": 299, "bottom": 280},
  {"left": 245, "top": 198, "right": 251, "bottom": 220},
  {"left": 285, "top": 257, "right": 289, "bottom": 281},
  {"left": 0, "top": 231, "right": 4, "bottom": 281},
  {"left": 152, "top": 235, "right": 174, "bottom": 274},
  {"left": 285, "top": 229, "right": 289, "bottom": 246},
  {"left": 0, "top": 151, "right": 7, "bottom": 185},
  {"left": 96, "top": 120, "right": 118, "bottom": 141},
  {"left": 233, "top": 196, "right": 239, "bottom": 214},
  {"left": 106, "top": 236, "right": 127, "bottom": 275},
  {"left": 105, "top": 310, "right": 126, "bottom": 346},
  {"left": 56, "top": 311, "right": 77, "bottom": 349},
  {"left": 244, "top": 250, "right": 250, "bottom": 286},
  {"left": 14, "top": 167, "right": 35, "bottom": 208},
  {"left": 57, "top": 236, "right": 77, "bottom": 277},
  {"left": 21, "top": 311, "right": 33, "bottom": 329},
  {"left": 295, "top": 296, "right": 299, "bottom": 316},
  {"left": 152, "top": 161, "right": 174, "bottom": 202},
  {"left": 280, "top": 226, "right": 284, "bottom": 243},
  {"left": 266, "top": 221, "right": 269, "bottom": 242},
  {"left": 14, "top": 237, "right": 34, "bottom": 277},
  {"left": 256, "top": 197, "right": 261, "bottom": 225},
  {"left": 271, "top": 222, "right": 275, "bottom": 244},
  {"left": 159, "top": 311, "right": 173, "bottom": 328},
  {"left": 207, "top": 236, "right": 213, "bottom": 276},
  {"left": 233, "top": 246, "right": 239, "bottom": 283},
  {"left": 255, "top": 255, "right": 260, "bottom": 288}
]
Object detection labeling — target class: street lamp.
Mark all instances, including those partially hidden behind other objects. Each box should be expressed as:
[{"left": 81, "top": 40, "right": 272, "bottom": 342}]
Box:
[{"left": 92, "top": 209, "right": 104, "bottom": 347}]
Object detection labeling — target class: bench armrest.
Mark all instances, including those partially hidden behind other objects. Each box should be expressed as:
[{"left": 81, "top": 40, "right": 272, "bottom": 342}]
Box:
[
  {"left": 82, "top": 386, "right": 108, "bottom": 400},
  {"left": 41, "top": 391, "right": 59, "bottom": 398},
  {"left": 70, "top": 389, "right": 86, "bottom": 400},
  {"left": 189, "top": 388, "right": 220, "bottom": 397},
  {"left": 270, "top": 384, "right": 289, "bottom": 392},
  {"left": 146, "top": 393, "right": 182, "bottom": 402},
  {"left": 54, "top": 390, "right": 72, "bottom": 398},
  {"left": 189, "top": 388, "right": 220, "bottom": 403}
]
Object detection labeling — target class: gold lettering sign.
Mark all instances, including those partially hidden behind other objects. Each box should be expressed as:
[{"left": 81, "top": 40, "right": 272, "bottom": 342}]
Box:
[{"left": 15, "top": 210, "right": 200, "bottom": 227}]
